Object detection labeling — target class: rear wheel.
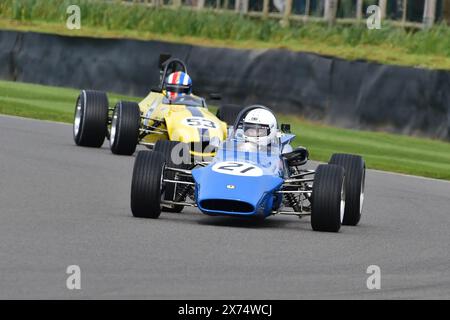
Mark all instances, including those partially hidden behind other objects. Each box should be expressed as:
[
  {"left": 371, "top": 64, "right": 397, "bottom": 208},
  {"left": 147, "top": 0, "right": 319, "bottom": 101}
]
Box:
[
  {"left": 131, "top": 151, "right": 165, "bottom": 219},
  {"left": 311, "top": 164, "right": 345, "bottom": 232},
  {"left": 154, "top": 140, "right": 190, "bottom": 213},
  {"left": 216, "top": 104, "right": 245, "bottom": 126},
  {"left": 329, "top": 153, "right": 365, "bottom": 226},
  {"left": 73, "top": 90, "right": 109, "bottom": 147},
  {"left": 110, "top": 101, "right": 141, "bottom": 155}
]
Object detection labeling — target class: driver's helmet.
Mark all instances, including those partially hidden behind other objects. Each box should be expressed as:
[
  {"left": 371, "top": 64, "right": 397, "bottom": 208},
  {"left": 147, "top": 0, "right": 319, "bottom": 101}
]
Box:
[
  {"left": 164, "top": 71, "right": 192, "bottom": 99},
  {"left": 242, "top": 108, "right": 277, "bottom": 147}
]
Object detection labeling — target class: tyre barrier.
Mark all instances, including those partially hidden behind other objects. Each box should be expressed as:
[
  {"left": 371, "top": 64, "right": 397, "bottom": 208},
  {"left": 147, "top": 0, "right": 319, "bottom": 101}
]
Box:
[{"left": 0, "top": 30, "right": 449, "bottom": 140}]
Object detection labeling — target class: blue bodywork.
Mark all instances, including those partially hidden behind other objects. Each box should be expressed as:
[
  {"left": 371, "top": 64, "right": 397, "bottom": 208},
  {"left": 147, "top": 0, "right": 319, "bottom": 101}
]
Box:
[{"left": 192, "top": 135, "right": 295, "bottom": 219}]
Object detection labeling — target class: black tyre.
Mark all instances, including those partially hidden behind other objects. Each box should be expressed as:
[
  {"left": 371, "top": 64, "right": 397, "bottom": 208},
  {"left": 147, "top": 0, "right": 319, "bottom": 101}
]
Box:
[
  {"left": 110, "top": 101, "right": 141, "bottom": 155},
  {"left": 154, "top": 140, "right": 190, "bottom": 213},
  {"left": 131, "top": 151, "right": 165, "bottom": 219},
  {"left": 329, "top": 153, "right": 365, "bottom": 226},
  {"left": 73, "top": 90, "right": 109, "bottom": 147},
  {"left": 311, "top": 164, "right": 345, "bottom": 232},
  {"left": 216, "top": 104, "right": 245, "bottom": 126}
]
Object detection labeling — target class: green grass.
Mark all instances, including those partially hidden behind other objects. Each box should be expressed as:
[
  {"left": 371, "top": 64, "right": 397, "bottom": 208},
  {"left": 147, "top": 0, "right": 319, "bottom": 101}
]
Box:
[
  {"left": 1, "top": 0, "right": 450, "bottom": 70},
  {"left": 0, "top": 80, "right": 139, "bottom": 123},
  {"left": 1, "top": 80, "right": 449, "bottom": 180},
  {"left": 278, "top": 114, "right": 450, "bottom": 180}
]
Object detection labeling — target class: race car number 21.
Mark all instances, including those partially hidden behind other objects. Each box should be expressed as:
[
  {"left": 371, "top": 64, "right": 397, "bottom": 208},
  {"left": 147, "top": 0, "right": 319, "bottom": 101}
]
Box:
[
  {"left": 183, "top": 117, "right": 217, "bottom": 129},
  {"left": 212, "top": 161, "right": 263, "bottom": 177}
]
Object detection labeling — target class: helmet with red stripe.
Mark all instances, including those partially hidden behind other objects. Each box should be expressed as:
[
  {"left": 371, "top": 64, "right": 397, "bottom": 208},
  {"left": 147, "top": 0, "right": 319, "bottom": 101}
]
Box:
[{"left": 164, "top": 71, "right": 192, "bottom": 99}]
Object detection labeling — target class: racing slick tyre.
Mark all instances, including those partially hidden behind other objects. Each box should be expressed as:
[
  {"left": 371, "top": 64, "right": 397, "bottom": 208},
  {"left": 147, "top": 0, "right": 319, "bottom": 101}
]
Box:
[
  {"left": 311, "top": 164, "right": 345, "bottom": 232},
  {"left": 110, "top": 101, "right": 141, "bottom": 155},
  {"left": 216, "top": 104, "right": 245, "bottom": 126},
  {"left": 73, "top": 90, "right": 109, "bottom": 147},
  {"left": 154, "top": 140, "right": 190, "bottom": 213},
  {"left": 131, "top": 151, "right": 164, "bottom": 219},
  {"left": 329, "top": 153, "right": 365, "bottom": 226}
]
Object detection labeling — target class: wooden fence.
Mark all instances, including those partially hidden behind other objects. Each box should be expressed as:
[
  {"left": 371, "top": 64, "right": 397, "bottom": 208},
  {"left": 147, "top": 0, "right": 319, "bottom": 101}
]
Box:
[{"left": 119, "top": 0, "right": 450, "bottom": 29}]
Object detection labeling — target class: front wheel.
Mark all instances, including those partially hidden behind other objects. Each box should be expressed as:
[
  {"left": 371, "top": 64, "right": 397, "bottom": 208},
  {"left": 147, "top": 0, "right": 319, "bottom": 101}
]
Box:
[
  {"left": 329, "top": 153, "right": 365, "bottom": 226},
  {"left": 73, "top": 90, "right": 109, "bottom": 147},
  {"left": 311, "top": 164, "right": 345, "bottom": 232},
  {"left": 110, "top": 101, "right": 141, "bottom": 155},
  {"left": 131, "top": 151, "right": 165, "bottom": 219}
]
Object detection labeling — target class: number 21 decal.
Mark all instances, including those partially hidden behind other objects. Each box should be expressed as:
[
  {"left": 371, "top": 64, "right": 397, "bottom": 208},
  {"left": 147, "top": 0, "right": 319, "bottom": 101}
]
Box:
[{"left": 212, "top": 161, "right": 263, "bottom": 177}]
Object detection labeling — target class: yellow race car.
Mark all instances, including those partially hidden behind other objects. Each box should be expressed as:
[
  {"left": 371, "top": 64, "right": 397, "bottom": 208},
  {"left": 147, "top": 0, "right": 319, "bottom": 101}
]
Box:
[{"left": 73, "top": 56, "right": 243, "bottom": 159}]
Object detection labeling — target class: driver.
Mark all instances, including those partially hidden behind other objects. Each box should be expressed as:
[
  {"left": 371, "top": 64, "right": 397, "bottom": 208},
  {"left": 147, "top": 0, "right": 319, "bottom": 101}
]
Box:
[
  {"left": 164, "top": 71, "right": 193, "bottom": 100},
  {"left": 237, "top": 108, "right": 278, "bottom": 152}
]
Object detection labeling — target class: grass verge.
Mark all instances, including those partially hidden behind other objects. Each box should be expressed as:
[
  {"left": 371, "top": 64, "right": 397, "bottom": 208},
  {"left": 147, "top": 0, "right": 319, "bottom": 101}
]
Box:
[
  {"left": 1, "top": 80, "right": 449, "bottom": 180},
  {"left": 0, "top": 80, "right": 139, "bottom": 123}
]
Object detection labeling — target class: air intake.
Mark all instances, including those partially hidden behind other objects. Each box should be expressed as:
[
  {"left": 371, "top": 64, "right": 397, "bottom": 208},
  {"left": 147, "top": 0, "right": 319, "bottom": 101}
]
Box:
[{"left": 200, "top": 199, "right": 254, "bottom": 213}]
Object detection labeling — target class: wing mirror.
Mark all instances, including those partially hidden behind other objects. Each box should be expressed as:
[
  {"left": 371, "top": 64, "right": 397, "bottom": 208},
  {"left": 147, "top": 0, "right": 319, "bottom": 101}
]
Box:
[
  {"left": 283, "top": 147, "right": 309, "bottom": 167},
  {"left": 281, "top": 124, "right": 291, "bottom": 133}
]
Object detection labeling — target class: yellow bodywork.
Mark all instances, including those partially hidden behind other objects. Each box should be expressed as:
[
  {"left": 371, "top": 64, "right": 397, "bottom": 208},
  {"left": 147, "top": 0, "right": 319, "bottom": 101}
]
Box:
[{"left": 138, "top": 91, "right": 227, "bottom": 155}]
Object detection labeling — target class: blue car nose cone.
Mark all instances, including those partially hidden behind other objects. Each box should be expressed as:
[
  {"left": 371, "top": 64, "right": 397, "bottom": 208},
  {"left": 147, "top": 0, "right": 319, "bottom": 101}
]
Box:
[{"left": 192, "top": 165, "right": 283, "bottom": 218}]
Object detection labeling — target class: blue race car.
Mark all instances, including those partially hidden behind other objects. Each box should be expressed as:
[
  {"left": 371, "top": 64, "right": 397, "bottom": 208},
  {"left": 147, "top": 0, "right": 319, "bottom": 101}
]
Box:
[{"left": 130, "top": 105, "right": 366, "bottom": 232}]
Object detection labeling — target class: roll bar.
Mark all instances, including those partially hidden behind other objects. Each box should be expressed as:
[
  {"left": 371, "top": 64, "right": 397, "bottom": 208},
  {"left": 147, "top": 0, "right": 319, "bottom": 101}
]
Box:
[{"left": 158, "top": 57, "right": 188, "bottom": 91}]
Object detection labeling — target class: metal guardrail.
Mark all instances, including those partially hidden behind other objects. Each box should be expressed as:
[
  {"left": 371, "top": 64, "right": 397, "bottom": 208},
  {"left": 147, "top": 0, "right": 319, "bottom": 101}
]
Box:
[{"left": 116, "top": 0, "right": 448, "bottom": 29}]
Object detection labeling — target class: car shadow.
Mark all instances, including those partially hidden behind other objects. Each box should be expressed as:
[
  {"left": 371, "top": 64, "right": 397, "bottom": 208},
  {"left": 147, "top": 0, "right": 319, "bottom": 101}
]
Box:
[{"left": 196, "top": 215, "right": 311, "bottom": 230}]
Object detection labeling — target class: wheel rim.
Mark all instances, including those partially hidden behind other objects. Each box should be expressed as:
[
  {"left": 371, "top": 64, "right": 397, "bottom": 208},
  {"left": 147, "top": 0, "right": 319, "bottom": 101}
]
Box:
[
  {"left": 360, "top": 167, "right": 366, "bottom": 214},
  {"left": 73, "top": 98, "right": 83, "bottom": 137},
  {"left": 110, "top": 109, "right": 118, "bottom": 147},
  {"left": 340, "top": 180, "right": 346, "bottom": 223},
  {"left": 160, "top": 164, "right": 165, "bottom": 207}
]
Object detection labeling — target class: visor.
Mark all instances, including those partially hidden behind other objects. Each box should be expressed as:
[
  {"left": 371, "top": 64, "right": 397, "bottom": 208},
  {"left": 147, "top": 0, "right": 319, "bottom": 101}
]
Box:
[
  {"left": 165, "top": 84, "right": 191, "bottom": 95},
  {"left": 243, "top": 123, "right": 270, "bottom": 138}
]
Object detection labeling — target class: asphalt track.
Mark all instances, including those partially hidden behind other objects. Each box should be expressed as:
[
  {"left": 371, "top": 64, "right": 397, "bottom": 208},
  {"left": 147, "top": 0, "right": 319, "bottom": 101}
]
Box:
[{"left": 0, "top": 115, "right": 449, "bottom": 299}]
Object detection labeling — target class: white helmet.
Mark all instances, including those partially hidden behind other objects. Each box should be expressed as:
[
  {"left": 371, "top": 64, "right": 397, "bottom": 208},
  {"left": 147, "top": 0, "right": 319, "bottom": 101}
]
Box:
[{"left": 242, "top": 108, "right": 277, "bottom": 147}]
